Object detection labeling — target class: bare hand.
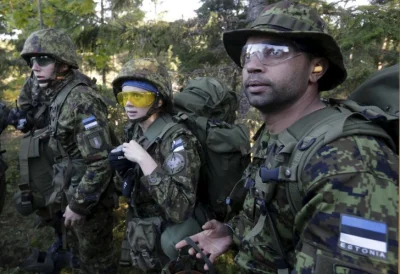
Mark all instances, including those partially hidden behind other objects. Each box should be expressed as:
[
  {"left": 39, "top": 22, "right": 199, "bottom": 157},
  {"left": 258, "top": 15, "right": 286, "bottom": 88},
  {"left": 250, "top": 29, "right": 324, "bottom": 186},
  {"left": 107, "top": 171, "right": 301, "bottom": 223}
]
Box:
[
  {"left": 175, "top": 219, "right": 233, "bottom": 270},
  {"left": 122, "top": 140, "right": 148, "bottom": 163},
  {"left": 63, "top": 205, "right": 86, "bottom": 227}
]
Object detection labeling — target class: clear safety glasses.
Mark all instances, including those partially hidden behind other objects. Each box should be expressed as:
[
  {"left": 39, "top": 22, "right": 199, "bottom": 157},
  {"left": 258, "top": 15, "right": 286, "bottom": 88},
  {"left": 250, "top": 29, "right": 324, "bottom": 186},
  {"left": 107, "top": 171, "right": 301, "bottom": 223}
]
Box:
[
  {"left": 240, "top": 42, "right": 303, "bottom": 67},
  {"left": 29, "top": 55, "right": 56, "bottom": 67},
  {"left": 117, "top": 91, "right": 156, "bottom": 108}
]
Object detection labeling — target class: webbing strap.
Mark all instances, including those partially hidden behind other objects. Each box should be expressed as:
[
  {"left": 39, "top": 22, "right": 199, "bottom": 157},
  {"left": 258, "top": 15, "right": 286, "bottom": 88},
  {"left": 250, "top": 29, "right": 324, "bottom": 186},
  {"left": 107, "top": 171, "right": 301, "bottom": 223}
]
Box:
[
  {"left": 253, "top": 13, "right": 316, "bottom": 32},
  {"left": 33, "top": 104, "right": 47, "bottom": 121},
  {"left": 243, "top": 213, "right": 267, "bottom": 242},
  {"left": 183, "top": 237, "right": 216, "bottom": 274},
  {"left": 19, "top": 136, "right": 31, "bottom": 189}
]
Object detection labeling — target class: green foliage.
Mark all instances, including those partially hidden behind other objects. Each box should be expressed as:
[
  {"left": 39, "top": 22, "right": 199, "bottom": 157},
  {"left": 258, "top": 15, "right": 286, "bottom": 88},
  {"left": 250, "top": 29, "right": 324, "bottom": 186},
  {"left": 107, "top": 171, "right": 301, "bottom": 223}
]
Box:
[{"left": 0, "top": 0, "right": 398, "bottom": 272}]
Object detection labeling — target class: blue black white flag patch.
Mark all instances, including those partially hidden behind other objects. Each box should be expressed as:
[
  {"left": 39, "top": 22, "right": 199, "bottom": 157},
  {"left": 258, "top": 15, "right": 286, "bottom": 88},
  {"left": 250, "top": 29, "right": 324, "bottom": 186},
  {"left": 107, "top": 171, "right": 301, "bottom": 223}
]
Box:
[
  {"left": 339, "top": 214, "right": 387, "bottom": 260},
  {"left": 82, "top": 115, "right": 98, "bottom": 130},
  {"left": 171, "top": 138, "right": 184, "bottom": 152}
]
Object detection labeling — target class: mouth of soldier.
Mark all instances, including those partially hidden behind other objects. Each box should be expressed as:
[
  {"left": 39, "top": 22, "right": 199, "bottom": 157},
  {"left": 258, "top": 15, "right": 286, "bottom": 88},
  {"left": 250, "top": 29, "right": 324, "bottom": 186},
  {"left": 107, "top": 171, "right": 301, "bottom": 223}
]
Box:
[
  {"left": 246, "top": 83, "right": 270, "bottom": 93},
  {"left": 126, "top": 110, "right": 138, "bottom": 115}
]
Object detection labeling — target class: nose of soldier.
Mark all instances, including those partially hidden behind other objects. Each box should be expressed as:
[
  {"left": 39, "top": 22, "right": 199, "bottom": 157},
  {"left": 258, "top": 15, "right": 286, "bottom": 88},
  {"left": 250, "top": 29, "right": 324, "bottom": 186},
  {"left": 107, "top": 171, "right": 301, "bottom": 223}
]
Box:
[{"left": 31, "top": 61, "right": 41, "bottom": 71}]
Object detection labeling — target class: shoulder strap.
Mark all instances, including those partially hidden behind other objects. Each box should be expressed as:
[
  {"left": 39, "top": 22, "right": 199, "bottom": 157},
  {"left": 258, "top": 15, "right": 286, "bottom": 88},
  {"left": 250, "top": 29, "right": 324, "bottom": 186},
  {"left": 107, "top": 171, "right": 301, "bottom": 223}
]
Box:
[
  {"left": 285, "top": 106, "right": 394, "bottom": 216},
  {"left": 138, "top": 114, "right": 186, "bottom": 151},
  {"left": 50, "top": 78, "right": 88, "bottom": 142}
]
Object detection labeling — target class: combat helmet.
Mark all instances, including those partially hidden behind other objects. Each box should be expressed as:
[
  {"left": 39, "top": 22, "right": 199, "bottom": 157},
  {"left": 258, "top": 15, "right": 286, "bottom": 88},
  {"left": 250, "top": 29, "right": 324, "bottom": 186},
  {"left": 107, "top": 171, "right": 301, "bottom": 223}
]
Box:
[
  {"left": 112, "top": 58, "right": 172, "bottom": 102},
  {"left": 223, "top": 0, "right": 347, "bottom": 91},
  {"left": 21, "top": 28, "right": 79, "bottom": 69}
]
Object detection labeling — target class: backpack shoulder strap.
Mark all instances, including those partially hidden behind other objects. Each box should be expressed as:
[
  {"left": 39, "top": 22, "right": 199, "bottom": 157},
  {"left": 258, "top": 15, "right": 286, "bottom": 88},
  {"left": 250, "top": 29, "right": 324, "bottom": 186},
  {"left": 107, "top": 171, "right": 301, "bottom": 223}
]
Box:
[
  {"left": 138, "top": 114, "right": 186, "bottom": 151},
  {"left": 285, "top": 106, "right": 394, "bottom": 216},
  {"left": 50, "top": 78, "right": 89, "bottom": 144}
]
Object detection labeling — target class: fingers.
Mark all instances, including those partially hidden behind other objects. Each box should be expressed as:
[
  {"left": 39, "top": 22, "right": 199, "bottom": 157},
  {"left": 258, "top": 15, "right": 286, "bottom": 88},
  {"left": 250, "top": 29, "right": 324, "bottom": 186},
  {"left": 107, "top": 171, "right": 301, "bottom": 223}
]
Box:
[
  {"left": 64, "top": 218, "right": 71, "bottom": 227},
  {"left": 202, "top": 219, "right": 220, "bottom": 230},
  {"left": 175, "top": 234, "right": 199, "bottom": 249}
]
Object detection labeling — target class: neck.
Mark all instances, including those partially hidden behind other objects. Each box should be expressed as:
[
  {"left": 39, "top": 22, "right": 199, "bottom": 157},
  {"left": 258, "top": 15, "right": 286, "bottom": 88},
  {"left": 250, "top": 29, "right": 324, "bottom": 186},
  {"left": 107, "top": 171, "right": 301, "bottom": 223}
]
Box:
[
  {"left": 262, "top": 89, "right": 325, "bottom": 134},
  {"left": 139, "top": 113, "right": 159, "bottom": 133}
]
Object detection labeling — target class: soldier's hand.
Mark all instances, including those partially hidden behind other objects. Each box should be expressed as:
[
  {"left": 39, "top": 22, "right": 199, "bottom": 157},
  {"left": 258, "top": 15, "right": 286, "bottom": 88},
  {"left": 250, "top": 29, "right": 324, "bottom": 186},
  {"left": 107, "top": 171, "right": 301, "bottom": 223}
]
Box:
[
  {"left": 6, "top": 108, "right": 27, "bottom": 130},
  {"left": 175, "top": 219, "right": 233, "bottom": 270},
  {"left": 122, "top": 140, "right": 148, "bottom": 163},
  {"left": 63, "top": 205, "right": 86, "bottom": 227},
  {"left": 108, "top": 145, "right": 132, "bottom": 176}
]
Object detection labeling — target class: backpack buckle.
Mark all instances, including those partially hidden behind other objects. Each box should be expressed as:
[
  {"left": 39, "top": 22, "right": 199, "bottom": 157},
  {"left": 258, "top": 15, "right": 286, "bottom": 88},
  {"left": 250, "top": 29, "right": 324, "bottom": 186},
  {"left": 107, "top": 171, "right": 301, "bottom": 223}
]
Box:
[
  {"left": 255, "top": 197, "right": 267, "bottom": 215},
  {"left": 297, "top": 137, "right": 316, "bottom": 151}
]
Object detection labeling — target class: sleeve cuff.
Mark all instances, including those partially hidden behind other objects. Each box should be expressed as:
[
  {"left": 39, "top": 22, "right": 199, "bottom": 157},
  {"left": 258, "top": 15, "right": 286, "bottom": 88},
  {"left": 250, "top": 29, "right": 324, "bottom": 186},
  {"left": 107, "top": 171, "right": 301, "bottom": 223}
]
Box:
[
  {"left": 68, "top": 200, "right": 91, "bottom": 216},
  {"left": 140, "top": 166, "right": 163, "bottom": 186}
]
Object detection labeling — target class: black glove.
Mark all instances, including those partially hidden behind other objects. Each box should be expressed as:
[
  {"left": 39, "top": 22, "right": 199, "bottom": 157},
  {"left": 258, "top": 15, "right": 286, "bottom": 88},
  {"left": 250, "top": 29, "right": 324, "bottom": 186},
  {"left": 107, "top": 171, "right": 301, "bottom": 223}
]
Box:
[
  {"left": 121, "top": 168, "right": 135, "bottom": 198},
  {"left": 108, "top": 145, "right": 132, "bottom": 177},
  {"left": 7, "top": 108, "right": 27, "bottom": 130}
]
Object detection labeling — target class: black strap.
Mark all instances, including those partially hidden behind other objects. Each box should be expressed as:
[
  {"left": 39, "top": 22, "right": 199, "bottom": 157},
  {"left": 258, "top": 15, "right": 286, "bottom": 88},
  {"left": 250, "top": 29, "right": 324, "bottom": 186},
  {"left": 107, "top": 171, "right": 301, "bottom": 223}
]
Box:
[{"left": 183, "top": 237, "right": 216, "bottom": 274}]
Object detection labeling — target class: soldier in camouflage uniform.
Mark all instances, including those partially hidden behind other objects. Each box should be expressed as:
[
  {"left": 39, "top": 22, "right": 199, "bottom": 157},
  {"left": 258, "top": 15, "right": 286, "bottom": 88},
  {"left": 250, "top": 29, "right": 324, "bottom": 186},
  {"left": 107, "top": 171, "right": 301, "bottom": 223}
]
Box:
[
  {"left": 19, "top": 28, "right": 116, "bottom": 274},
  {"left": 110, "top": 58, "right": 203, "bottom": 272},
  {"left": 176, "top": 1, "right": 399, "bottom": 274}
]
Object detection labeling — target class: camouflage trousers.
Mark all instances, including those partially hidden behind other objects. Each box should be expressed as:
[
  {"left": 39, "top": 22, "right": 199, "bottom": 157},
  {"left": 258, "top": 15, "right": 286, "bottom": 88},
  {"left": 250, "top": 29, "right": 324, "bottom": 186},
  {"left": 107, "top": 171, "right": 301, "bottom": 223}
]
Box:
[
  {"left": 37, "top": 205, "right": 116, "bottom": 274},
  {"left": 70, "top": 206, "right": 115, "bottom": 274}
]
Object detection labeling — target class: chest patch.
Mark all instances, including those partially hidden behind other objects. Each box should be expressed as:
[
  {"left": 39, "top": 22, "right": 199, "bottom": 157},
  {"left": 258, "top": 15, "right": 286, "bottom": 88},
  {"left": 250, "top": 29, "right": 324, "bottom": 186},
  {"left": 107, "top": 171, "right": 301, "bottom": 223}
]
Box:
[
  {"left": 339, "top": 214, "right": 388, "bottom": 260},
  {"left": 163, "top": 152, "right": 186, "bottom": 175}
]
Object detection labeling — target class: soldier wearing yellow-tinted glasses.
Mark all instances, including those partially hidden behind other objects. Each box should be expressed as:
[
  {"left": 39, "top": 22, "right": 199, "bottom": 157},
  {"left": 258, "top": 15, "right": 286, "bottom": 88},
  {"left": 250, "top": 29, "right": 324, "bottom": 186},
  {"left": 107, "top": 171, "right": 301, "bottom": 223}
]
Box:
[{"left": 109, "top": 58, "right": 203, "bottom": 272}]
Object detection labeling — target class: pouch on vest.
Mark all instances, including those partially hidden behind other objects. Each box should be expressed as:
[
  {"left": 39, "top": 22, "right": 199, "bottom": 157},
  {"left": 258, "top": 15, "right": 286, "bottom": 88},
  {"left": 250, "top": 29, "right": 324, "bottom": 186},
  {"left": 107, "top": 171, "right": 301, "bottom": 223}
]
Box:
[
  {"left": 50, "top": 159, "right": 86, "bottom": 205},
  {"left": 17, "top": 128, "right": 54, "bottom": 213},
  {"left": 126, "top": 216, "right": 163, "bottom": 271}
]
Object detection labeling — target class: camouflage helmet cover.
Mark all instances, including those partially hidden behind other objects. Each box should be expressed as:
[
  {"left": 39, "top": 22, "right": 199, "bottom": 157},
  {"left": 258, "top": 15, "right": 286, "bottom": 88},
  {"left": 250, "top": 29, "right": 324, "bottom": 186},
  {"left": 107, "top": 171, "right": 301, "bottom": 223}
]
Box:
[
  {"left": 112, "top": 58, "right": 172, "bottom": 101},
  {"left": 223, "top": 0, "right": 347, "bottom": 91},
  {"left": 20, "top": 28, "right": 79, "bottom": 69}
]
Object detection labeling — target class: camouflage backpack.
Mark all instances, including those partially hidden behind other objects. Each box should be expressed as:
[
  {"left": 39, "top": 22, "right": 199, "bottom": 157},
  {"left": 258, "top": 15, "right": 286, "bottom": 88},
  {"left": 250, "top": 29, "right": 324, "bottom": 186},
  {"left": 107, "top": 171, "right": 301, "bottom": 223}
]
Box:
[
  {"left": 246, "top": 65, "right": 399, "bottom": 273},
  {"left": 148, "top": 77, "right": 250, "bottom": 222}
]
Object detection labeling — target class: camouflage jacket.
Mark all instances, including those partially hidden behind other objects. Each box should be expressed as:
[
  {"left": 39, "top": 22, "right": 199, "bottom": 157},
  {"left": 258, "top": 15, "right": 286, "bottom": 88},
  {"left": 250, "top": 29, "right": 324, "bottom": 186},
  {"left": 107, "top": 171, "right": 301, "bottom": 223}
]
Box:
[
  {"left": 229, "top": 119, "right": 398, "bottom": 273},
  {"left": 48, "top": 71, "right": 113, "bottom": 216},
  {"left": 18, "top": 70, "right": 96, "bottom": 132},
  {"left": 124, "top": 114, "right": 201, "bottom": 223}
]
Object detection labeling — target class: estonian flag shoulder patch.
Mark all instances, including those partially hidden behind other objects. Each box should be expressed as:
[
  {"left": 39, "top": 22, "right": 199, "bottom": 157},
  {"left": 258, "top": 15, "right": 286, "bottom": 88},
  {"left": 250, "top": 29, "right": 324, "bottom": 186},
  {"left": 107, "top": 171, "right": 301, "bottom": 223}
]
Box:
[
  {"left": 82, "top": 115, "right": 98, "bottom": 130},
  {"left": 339, "top": 214, "right": 388, "bottom": 260}
]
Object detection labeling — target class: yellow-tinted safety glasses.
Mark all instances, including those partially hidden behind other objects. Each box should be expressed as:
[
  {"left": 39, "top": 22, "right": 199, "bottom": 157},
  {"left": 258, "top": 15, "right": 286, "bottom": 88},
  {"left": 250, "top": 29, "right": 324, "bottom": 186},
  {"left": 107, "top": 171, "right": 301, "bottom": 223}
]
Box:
[{"left": 117, "top": 91, "right": 156, "bottom": 108}]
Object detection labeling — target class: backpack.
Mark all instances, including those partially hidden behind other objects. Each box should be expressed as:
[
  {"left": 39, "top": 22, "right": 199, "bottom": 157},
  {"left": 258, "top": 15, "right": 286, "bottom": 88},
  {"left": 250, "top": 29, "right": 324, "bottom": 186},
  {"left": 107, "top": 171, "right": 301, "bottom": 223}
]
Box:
[
  {"left": 165, "top": 77, "right": 250, "bottom": 221},
  {"left": 348, "top": 64, "right": 399, "bottom": 153},
  {"left": 248, "top": 65, "right": 399, "bottom": 272},
  {"left": 281, "top": 64, "right": 399, "bottom": 218}
]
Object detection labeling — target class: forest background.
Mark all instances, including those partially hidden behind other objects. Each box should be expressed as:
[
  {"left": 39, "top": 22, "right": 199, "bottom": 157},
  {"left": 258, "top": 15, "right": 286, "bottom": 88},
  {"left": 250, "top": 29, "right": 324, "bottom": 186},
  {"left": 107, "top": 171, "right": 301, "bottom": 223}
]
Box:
[{"left": 0, "top": 0, "right": 398, "bottom": 273}]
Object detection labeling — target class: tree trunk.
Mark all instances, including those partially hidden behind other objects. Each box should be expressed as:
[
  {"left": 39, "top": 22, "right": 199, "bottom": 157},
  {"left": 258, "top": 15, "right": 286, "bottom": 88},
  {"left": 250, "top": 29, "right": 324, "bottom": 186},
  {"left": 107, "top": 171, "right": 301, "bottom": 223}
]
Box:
[
  {"left": 38, "top": 0, "right": 44, "bottom": 29},
  {"left": 101, "top": 0, "right": 106, "bottom": 86},
  {"left": 238, "top": 0, "right": 271, "bottom": 118},
  {"left": 247, "top": 0, "right": 269, "bottom": 21}
]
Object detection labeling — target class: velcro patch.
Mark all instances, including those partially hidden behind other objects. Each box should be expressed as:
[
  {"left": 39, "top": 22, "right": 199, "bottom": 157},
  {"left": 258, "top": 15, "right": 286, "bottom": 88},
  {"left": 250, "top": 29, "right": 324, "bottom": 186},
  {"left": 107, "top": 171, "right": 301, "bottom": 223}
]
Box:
[
  {"left": 82, "top": 115, "right": 98, "bottom": 130},
  {"left": 88, "top": 133, "right": 103, "bottom": 149},
  {"left": 339, "top": 214, "right": 387, "bottom": 260},
  {"left": 163, "top": 152, "right": 186, "bottom": 175}
]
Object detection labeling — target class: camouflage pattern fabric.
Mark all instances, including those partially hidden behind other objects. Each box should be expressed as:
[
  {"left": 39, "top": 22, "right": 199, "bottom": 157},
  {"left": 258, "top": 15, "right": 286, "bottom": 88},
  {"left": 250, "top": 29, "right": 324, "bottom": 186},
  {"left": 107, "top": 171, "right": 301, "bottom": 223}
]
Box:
[
  {"left": 18, "top": 70, "right": 95, "bottom": 132},
  {"left": 20, "top": 28, "right": 79, "bottom": 68},
  {"left": 48, "top": 70, "right": 115, "bottom": 273},
  {"left": 223, "top": 0, "right": 347, "bottom": 91},
  {"left": 228, "top": 124, "right": 399, "bottom": 273},
  {"left": 124, "top": 115, "right": 201, "bottom": 223}
]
